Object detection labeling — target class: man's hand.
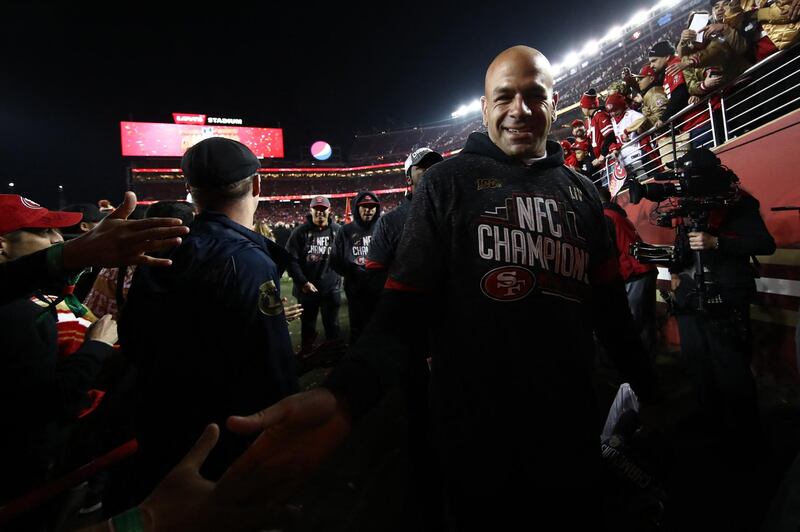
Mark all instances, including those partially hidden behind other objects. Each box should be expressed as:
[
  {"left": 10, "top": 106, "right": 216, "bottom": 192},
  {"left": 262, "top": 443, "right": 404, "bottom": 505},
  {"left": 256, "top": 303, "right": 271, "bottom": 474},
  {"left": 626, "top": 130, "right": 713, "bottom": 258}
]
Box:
[
  {"left": 591, "top": 155, "right": 605, "bottom": 167},
  {"left": 282, "top": 298, "right": 303, "bottom": 322},
  {"left": 703, "top": 72, "right": 723, "bottom": 91},
  {"left": 702, "top": 23, "right": 727, "bottom": 36},
  {"left": 665, "top": 59, "right": 691, "bottom": 77},
  {"left": 688, "top": 231, "right": 719, "bottom": 250},
  {"left": 217, "top": 388, "right": 352, "bottom": 506},
  {"left": 688, "top": 95, "right": 701, "bottom": 105},
  {"left": 653, "top": 119, "right": 665, "bottom": 130},
  {"left": 61, "top": 191, "right": 189, "bottom": 270},
  {"left": 789, "top": 0, "right": 800, "bottom": 22},
  {"left": 680, "top": 29, "right": 698, "bottom": 43},
  {"left": 670, "top": 273, "right": 681, "bottom": 292},
  {"left": 86, "top": 314, "right": 118, "bottom": 346},
  {"left": 301, "top": 282, "right": 318, "bottom": 294},
  {"left": 138, "top": 424, "right": 278, "bottom": 532}
]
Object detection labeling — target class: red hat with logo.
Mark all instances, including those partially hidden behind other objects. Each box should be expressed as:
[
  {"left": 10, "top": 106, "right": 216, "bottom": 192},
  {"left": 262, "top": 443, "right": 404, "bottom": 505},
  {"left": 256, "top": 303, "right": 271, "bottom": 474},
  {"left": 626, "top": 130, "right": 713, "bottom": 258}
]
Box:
[
  {"left": 0, "top": 195, "right": 82, "bottom": 235},
  {"left": 634, "top": 65, "right": 656, "bottom": 79},
  {"left": 579, "top": 89, "right": 600, "bottom": 109},
  {"left": 605, "top": 92, "right": 628, "bottom": 113},
  {"left": 571, "top": 119, "right": 586, "bottom": 128},
  {"left": 573, "top": 140, "right": 590, "bottom": 152},
  {"left": 559, "top": 140, "right": 572, "bottom": 153},
  {"left": 309, "top": 196, "right": 331, "bottom": 209}
]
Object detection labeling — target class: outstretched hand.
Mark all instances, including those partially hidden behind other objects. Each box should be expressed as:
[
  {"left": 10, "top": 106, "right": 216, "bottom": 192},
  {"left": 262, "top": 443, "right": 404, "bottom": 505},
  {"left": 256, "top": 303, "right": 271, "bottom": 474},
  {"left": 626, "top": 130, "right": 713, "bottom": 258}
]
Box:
[
  {"left": 137, "top": 424, "right": 291, "bottom": 532},
  {"left": 62, "top": 191, "right": 189, "bottom": 270},
  {"left": 216, "top": 388, "right": 352, "bottom": 507}
]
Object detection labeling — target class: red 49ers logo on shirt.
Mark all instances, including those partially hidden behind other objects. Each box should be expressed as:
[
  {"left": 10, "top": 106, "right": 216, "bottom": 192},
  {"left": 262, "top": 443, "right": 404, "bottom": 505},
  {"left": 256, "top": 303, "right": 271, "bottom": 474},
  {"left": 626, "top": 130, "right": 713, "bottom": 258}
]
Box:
[{"left": 481, "top": 266, "right": 535, "bottom": 302}]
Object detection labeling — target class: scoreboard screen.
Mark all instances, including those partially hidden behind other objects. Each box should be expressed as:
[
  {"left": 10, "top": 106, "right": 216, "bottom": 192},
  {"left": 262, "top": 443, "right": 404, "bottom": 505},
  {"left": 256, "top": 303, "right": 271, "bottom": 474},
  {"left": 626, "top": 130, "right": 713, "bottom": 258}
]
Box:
[{"left": 120, "top": 122, "right": 284, "bottom": 158}]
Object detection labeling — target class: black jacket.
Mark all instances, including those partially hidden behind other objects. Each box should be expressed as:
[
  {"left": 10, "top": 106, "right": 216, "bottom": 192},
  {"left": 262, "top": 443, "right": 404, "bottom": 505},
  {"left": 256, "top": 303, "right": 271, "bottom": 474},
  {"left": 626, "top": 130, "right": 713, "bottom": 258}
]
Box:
[
  {"left": 331, "top": 191, "right": 382, "bottom": 294},
  {"left": 285, "top": 215, "right": 342, "bottom": 296},
  {"left": 121, "top": 211, "right": 299, "bottom": 489},
  {"left": 672, "top": 192, "right": 776, "bottom": 307},
  {"left": 365, "top": 196, "right": 411, "bottom": 295},
  {"left": 324, "top": 132, "right": 655, "bottom": 526},
  {"left": 0, "top": 295, "right": 112, "bottom": 499}
]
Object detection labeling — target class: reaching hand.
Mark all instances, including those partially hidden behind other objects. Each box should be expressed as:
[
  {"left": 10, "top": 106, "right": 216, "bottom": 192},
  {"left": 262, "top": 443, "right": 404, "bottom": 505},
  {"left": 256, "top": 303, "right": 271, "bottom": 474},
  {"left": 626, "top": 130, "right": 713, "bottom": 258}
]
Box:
[
  {"left": 61, "top": 191, "right": 189, "bottom": 270},
  {"left": 282, "top": 298, "right": 303, "bottom": 322},
  {"left": 665, "top": 59, "right": 691, "bottom": 77},
  {"left": 217, "top": 388, "right": 352, "bottom": 508},
  {"left": 702, "top": 23, "right": 727, "bottom": 36},
  {"left": 86, "top": 314, "right": 118, "bottom": 346},
  {"left": 137, "top": 425, "right": 281, "bottom": 532},
  {"left": 790, "top": 0, "right": 800, "bottom": 22}
]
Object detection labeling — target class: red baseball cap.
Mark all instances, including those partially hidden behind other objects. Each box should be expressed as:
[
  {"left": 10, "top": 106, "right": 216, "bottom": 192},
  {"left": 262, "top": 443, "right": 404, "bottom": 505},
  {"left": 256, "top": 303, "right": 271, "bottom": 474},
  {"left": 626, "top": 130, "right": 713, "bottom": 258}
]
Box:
[
  {"left": 573, "top": 140, "right": 589, "bottom": 152},
  {"left": 571, "top": 119, "right": 586, "bottom": 128},
  {"left": 309, "top": 196, "right": 331, "bottom": 209},
  {"left": 0, "top": 195, "right": 82, "bottom": 235},
  {"left": 635, "top": 65, "right": 656, "bottom": 79},
  {"left": 605, "top": 93, "right": 628, "bottom": 113}
]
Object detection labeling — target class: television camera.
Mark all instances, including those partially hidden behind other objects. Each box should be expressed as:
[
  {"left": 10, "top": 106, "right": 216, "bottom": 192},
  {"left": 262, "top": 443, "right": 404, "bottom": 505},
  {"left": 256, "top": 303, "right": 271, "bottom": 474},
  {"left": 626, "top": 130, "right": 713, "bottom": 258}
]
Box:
[{"left": 626, "top": 148, "right": 740, "bottom": 311}]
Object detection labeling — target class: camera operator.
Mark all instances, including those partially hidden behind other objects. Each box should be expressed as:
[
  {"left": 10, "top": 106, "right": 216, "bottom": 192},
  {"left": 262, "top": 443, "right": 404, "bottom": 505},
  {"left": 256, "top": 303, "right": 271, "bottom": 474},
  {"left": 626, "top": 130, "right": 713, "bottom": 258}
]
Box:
[{"left": 665, "top": 150, "right": 775, "bottom": 443}]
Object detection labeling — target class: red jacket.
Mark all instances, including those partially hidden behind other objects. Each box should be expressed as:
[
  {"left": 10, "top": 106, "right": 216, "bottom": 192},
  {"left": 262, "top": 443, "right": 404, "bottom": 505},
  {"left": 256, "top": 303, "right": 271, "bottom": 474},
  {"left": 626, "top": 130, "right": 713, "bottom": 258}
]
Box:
[{"left": 602, "top": 203, "right": 656, "bottom": 280}]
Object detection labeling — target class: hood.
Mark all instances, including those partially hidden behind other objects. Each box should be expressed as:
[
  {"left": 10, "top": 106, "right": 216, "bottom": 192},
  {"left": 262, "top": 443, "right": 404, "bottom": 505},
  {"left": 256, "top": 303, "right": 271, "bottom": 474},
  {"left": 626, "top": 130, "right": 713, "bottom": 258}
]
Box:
[
  {"left": 462, "top": 132, "right": 565, "bottom": 169},
  {"left": 603, "top": 201, "right": 628, "bottom": 218},
  {"left": 351, "top": 191, "right": 382, "bottom": 228}
]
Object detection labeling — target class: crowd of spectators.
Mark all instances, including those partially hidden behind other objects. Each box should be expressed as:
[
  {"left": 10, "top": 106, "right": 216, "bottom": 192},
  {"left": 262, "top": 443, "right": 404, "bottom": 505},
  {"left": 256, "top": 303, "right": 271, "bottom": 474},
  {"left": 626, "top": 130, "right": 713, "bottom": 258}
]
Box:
[{"left": 255, "top": 192, "right": 404, "bottom": 226}]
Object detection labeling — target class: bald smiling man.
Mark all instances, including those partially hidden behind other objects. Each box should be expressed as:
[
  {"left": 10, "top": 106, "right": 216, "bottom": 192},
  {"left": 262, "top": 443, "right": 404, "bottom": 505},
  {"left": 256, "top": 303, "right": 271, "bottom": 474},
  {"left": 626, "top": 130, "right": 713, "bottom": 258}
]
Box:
[{"left": 108, "top": 47, "right": 657, "bottom": 532}]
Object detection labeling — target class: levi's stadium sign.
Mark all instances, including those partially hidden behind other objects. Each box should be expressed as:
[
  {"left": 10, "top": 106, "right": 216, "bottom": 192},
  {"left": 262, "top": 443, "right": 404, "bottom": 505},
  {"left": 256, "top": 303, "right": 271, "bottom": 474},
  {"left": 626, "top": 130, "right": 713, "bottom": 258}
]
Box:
[{"left": 172, "top": 113, "right": 243, "bottom": 125}]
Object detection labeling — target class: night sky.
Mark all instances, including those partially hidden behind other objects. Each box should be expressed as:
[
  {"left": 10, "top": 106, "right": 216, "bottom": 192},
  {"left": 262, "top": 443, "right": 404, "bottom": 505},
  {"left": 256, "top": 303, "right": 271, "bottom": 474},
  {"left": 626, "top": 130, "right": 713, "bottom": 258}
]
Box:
[{"left": 1, "top": 0, "right": 646, "bottom": 207}]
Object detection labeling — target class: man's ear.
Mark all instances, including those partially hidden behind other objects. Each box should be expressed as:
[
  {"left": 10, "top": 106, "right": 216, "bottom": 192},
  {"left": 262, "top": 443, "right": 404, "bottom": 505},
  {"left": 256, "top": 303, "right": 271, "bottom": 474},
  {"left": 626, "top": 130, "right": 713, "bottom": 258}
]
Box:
[
  {"left": 480, "top": 95, "right": 488, "bottom": 127},
  {"left": 252, "top": 174, "right": 261, "bottom": 197},
  {"left": 0, "top": 236, "right": 9, "bottom": 261},
  {"left": 551, "top": 91, "right": 560, "bottom": 122}
]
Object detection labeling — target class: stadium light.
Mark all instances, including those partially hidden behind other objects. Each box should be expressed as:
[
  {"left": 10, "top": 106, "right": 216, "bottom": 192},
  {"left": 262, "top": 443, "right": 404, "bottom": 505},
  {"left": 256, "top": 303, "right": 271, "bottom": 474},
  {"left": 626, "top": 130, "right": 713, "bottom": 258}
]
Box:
[
  {"left": 603, "top": 25, "right": 624, "bottom": 43},
  {"left": 626, "top": 9, "right": 649, "bottom": 28},
  {"left": 562, "top": 51, "right": 581, "bottom": 68},
  {"left": 655, "top": 0, "right": 680, "bottom": 9},
  {"left": 7, "top": 182, "right": 14, "bottom": 187},
  {"left": 451, "top": 99, "right": 482, "bottom": 119},
  {"left": 581, "top": 40, "right": 600, "bottom": 57}
]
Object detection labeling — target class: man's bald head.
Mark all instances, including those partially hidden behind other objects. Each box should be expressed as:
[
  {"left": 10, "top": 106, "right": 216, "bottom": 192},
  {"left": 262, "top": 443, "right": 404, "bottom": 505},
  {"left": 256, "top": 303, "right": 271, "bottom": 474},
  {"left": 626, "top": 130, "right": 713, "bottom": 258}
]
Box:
[
  {"left": 481, "top": 46, "right": 559, "bottom": 160},
  {"left": 484, "top": 46, "right": 555, "bottom": 97}
]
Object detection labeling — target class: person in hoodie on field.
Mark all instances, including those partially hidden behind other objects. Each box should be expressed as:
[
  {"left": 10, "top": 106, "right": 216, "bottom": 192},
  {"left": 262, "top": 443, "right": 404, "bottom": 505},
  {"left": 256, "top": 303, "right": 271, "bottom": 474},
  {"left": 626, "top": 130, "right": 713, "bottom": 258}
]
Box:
[
  {"left": 286, "top": 196, "right": 342, "bottom": 355},
  {"left": 331, "top": 191, "right": 381, "bottom": 343}
]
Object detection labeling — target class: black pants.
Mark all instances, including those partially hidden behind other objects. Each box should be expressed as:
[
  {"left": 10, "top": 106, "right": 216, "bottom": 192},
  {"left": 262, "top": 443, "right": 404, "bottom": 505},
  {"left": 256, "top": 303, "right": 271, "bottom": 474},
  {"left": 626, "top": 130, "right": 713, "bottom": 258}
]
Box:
[
  {"left": 344, "top": 282, "right": 376, "bottom": 344},
  {"left": 625, "top": 271, "right": 657, "bottom": 354},
  {"left": 298, "top": 290, "right": 341, "bottom": 344},
  {"left": 676, "top": 304, "right": 759, "bottom": 436}
]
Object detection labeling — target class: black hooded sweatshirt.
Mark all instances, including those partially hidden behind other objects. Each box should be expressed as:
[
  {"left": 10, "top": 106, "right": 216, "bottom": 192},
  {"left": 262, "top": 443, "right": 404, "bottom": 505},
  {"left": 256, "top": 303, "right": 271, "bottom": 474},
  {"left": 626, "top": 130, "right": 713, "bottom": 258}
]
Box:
[
  {"left": 324, "top": 132, "right": 655, "bottom": 528},
  {"left": 330, "top": 191, "right": 382, "bottom": 294},
  {"left": 285, "top": 215, "right": 341, "bottom": 296}
]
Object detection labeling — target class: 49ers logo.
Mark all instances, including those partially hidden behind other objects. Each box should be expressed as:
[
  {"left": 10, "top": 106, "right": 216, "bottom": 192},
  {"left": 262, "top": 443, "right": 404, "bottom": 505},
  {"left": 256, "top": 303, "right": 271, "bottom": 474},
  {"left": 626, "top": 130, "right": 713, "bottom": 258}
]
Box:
[{"left": 480, "top": 266, "right": 535, "bottom": 302}]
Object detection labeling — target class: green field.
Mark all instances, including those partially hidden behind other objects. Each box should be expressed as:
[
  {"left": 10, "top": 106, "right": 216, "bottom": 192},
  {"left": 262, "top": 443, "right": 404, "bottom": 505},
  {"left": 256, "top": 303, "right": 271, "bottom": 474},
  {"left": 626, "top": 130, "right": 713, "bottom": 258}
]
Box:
[{"left": 281, "top": 273, "right": 350, "bottom": 352}]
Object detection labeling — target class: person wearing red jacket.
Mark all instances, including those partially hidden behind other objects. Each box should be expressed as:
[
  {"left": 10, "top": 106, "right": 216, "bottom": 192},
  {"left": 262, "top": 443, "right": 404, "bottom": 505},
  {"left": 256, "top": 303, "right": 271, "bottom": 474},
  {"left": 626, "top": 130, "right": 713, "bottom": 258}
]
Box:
[
  {"left": 579, "top": 88, "right": 615, "bottom": 171},
  {"left": 598, "top": 186, "right": 658, "bottom": 351}
]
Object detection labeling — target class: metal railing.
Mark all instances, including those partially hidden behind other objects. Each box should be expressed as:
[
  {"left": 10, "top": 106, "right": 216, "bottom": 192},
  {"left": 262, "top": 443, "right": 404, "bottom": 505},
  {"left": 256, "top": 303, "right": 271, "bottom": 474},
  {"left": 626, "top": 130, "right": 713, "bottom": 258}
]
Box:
[{"left": 590, "top": 41, "right": 800, "bottom": 189}]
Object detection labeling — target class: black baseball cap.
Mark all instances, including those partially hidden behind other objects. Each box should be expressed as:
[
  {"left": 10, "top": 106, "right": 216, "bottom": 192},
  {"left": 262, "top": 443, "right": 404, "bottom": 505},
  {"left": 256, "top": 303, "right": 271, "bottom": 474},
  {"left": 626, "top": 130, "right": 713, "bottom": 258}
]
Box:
[
  {"left": 63, "top": 203, "right": 105, "bottom": 223},
  {"left": 181, "top": 137, "right": 260, "bottom": 188}
]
